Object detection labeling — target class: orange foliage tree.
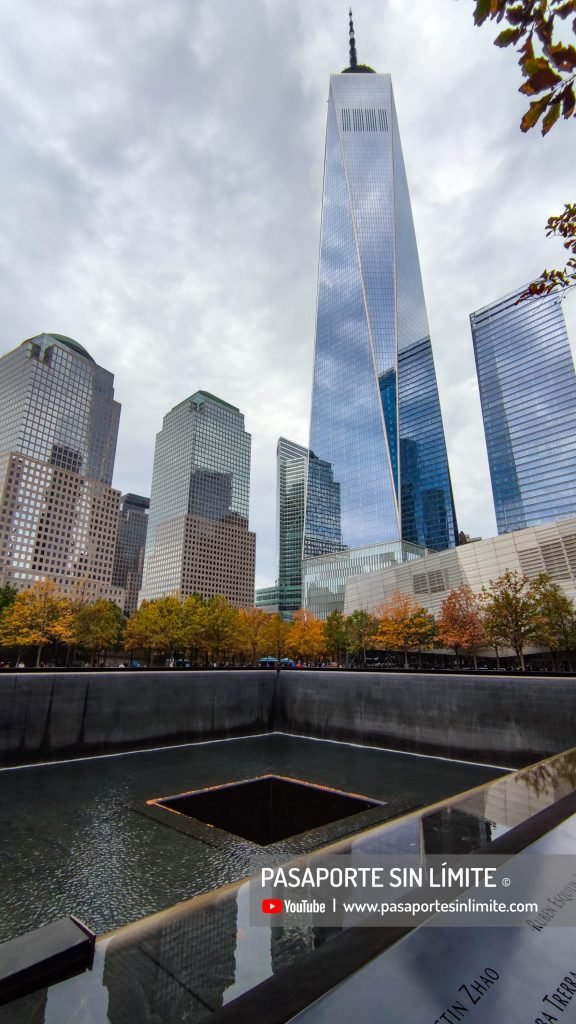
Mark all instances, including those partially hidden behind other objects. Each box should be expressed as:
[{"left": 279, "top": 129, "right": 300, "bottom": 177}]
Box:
[
  {"left": 0, "top": 580, "right": 75, "bottom": 667},
  {"left": 236, "top": 608, "right": 272, "bottom": 665},
  {"left": 437, "top": 584, "right": 485, "bottom": 668},
  {"left": 373, "top": 592, "right": 436, "bottom": 668},
  {"left": 287, "top": 609, "right": 326, "bottom": 664}
]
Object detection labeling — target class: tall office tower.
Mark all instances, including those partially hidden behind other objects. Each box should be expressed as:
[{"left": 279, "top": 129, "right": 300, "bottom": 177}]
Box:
[
  {"left": 113, "top": 493, "right": 150, "bottom": 615},
  {"left": 302, "top": 15, "right": 457, "bottom": 615},
  {"left": 0, "top": 333, "right": 123, "bottom": 600},
  {"left": 277, "top": 437, "right": 307, "bottom": 613},
  {"left": 470, "top": 286, "right": 576, "bottom": 534},
  {"left": 141, "top": 391, "right": 255, "bottom": 607}
]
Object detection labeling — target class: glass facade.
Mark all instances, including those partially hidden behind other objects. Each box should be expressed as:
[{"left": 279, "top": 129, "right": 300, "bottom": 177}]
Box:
[
  {"left": 275, "top": 437, "right": 307, "bottom": 614},
  {"left": 0, "top": 333, "right": 119, "bottom": 484},
  {"left": 0, "top": 333, "right": 123, "bottom": 599},
  {"left": 141, "top": 391, "right": 255, "bottom": 606},
  {"left": 303, "top": 539, "right": 426, "bottom": 620},
  {"left": 304, "top": 71, "right": 458, "bottom": 563},
  {"left": 112, "top": 493, "right": 150, "bottom": 615},
  {"left": 471, "top": 287, "right": 576, "bottom": 534}
]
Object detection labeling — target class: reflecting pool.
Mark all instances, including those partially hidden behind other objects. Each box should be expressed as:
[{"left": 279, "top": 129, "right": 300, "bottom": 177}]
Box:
[{"left": 0, "top": 734, "right": 505, "bottom": 941}]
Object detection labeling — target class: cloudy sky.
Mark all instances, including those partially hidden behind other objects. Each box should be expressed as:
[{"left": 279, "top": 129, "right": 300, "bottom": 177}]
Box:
[{"left": 0, "top": 0, "right": 573, "bottom": 588}]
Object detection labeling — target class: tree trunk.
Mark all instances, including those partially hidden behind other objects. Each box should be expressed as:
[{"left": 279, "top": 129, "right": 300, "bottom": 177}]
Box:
[
  {"left": 473, "top": 653, "right": 478, "bottom": 670},
  {"left": 36, "top": 645, "right": 43, "bottom": 668},
  {"left": 403, "top": 649, "right": 408, "bottom": 669},
  {"left": 519, "top": 649, "right": 525, "bottom": 671}
]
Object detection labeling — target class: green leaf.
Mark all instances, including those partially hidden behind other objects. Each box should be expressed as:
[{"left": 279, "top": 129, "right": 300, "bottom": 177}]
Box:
[
  {"left": 494, "top": 26, "right": 522, "bottom": 45},
  {"left": 520, "top": 94, "right": 551, "bottom": 130},
  {"left": 561, "top": 83, "right": 576, "bottom": 117},
  {"left": 542, "top": 99, "right": 562, "bottom": 134},
  {"left": 555, "top": 1, "right": 576, "bottom": 19},
  {"left": 546, "top": 43, "right": 576, "bottom": 71},
  {"left": 507, "top": 5, "right": 529, "bottom": 25},
  {"left": 522, "top": 56, "right": 550, "bottom": 75},
  {"left": 474, "top": 0, "right": 492, "bottom": 26},
  {"left": 535, "top": 16, "right": 553, "bottom": 46},
  {"left": 520, "top": 64, "right": 564, "bottom": 94}
]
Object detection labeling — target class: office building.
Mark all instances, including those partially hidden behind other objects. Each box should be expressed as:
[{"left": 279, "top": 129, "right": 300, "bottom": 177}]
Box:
[
  {"left": 113, "top": 493, "right": 150, "bottom": 615},
  {"left": 344, "top": 516, "right": 576, "bottom": 620},
  {"left": 256, "top": 438, "right": 308, "bottom": 616},
  {"left": 0, "top": 333, "right": 123, "bottom": 601},
  {"left": 141, "top": 391, "right": 255, "bottom": 607},
  {"left": 302, "top": 15, "right": 456, "bottom": 615},
  {"left": 277, "top": 438, "right": 307, "bottom": 613},
  {"left": 470, "top": 286, "right": 576, "bottom": 534}
]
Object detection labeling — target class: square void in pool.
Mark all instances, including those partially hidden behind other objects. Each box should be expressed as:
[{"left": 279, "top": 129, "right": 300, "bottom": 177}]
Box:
[{"left": 149, "top": 774, "right": 381, "bottom": 846}]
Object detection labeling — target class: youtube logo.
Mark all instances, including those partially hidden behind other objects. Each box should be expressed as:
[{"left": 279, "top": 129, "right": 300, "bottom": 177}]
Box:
[{"left": 262, "top": 898, "right": 283, "bottom": 914}]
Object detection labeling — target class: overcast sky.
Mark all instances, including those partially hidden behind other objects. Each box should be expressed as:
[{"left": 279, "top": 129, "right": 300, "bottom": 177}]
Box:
[{"left": 0, "top": 0, "right": 574, "bottom": 588}]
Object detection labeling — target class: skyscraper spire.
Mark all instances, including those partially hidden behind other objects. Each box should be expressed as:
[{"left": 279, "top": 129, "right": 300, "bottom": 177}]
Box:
[
  {"left": 343, "top": 10, "right": 375, "bottom": 74},
  {"left": 348, "top": 8, "right": 357, "bottom": 69}
]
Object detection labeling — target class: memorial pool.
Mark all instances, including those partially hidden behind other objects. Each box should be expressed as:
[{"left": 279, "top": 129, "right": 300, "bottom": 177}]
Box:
[{"left": 0, "top": 733, "right": 506, "bottom": 942}]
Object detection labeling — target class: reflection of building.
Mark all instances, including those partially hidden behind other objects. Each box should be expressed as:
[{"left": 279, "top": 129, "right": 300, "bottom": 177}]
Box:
[
  {"left": 471, "top": 286, "right": 576, "bottom": 534},
  {"left": 304, "top": 540, "right": 424, "bottom": 619},
  {"left": 104, "top": 895, "right": 238, "bottom": 1023},
  {"left": 141, "top": 391, "right": 255, "bottom": 606},
  {"left": 0, "top": 333, "right": 123, "bottom": 601},
  {"left": 256, "top": 438, "right": 309, "bottom": 615},
  {"left": 422, "top": 807, "right": 492, "bottom": 855},
  {"left": 304, "top": 451, "right": 343, "bottom": 559},
  {"left": 344, "top": 515, "right": 576, "bottom": 620},
  {"left": 302, "top": 17, "right": 456, "bottom": 614},
  {"left": 277, "top": 438, "right": 308, "bottom": 614},
  {"left": 113, "top": 494, "right": 149, "bottom": 615}
]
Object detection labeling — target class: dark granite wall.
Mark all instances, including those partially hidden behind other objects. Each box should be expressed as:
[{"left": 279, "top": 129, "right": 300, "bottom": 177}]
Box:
[
  {"left": 0, "top": 669, "right": 574, "bottom": 767},
  {"left": 0, "top": 671, "right": 274, "bottom": 766},
  {"left": 276, "top": 671, "right": 576, "bottom": 766}
]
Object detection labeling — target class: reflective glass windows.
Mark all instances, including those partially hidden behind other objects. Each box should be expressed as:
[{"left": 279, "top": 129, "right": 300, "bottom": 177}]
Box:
[
  {"left": 471, "top": 288, "right": 576, "bottom": 534},
  {"left": 304, "top": 73, "right": 458, "bottom": 558}
]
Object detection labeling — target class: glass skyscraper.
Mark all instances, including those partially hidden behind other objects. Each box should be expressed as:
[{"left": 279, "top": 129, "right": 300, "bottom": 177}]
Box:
[
  {"left": 277, "top": 438, "right": 307, "bottom": 613},
  {"left": 0, "top": 332, "right": 123, "bottom": 600},
  {"left": 141, "top": 391, "right": 255, "bottom": 607},
  {"left": 256, "top": 437, "right": 308, "bottom": 615},
  {"left": 303, "top": 19, "right": 457, "bottom": 574},
  {"left": 113, "top": 493, "right": 150, "bottom": 615},
  {"left": 471, "top": 286, "right": 576, "bottom": 534}
]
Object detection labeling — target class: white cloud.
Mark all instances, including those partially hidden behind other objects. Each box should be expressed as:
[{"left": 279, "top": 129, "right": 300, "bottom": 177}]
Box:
[{"left": 0, "top": 0, "right": 573, "bottom": 585}]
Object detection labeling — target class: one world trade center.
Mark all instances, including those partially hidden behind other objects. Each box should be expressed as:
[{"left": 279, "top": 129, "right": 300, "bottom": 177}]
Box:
[{"left": 303, "top": 13, "right": 458, "bottom": 614}]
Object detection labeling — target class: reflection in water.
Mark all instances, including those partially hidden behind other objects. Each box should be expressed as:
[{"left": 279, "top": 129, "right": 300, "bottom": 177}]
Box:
[
  {"left": 303, "top": 451, "right": 344, "bottom": 559},
  {"left": 2, "top": 747, "right": 575, "bottom": 1024},
  {"left": 514, "top": 748, "right": 576, "bottom": 799},
  {"left": 104, "top": 894, "right": 238, "bottom": 1023}
]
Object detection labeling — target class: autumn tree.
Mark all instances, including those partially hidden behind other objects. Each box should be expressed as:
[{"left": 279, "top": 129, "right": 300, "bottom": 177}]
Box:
[
  {"left": 74, "top": 600, "right": 125, "bottom": 667},
  {"left": 481, "top": 570, "right": 543, "bottom": 669},
  {"left": 202, "top": 595, "right": 240, "bottom": 664},
  {"left": 530, "top": 573, "right": 576, "bottom": 666},
  {"left": 261, "top": 613, "right": 292, "bottom": 662},
  {"left": 437, "top": 584, "right": 485, "bottom": 668},
  {"left": 324, "top": 609, "right": 349, "bottom": 664},
  {"left": 0, "top": 580, "right": 75, "bottom": 667},
  {"left": 0, "top": 585, "right": 16, "bottom": 616},
  {"left": 124, "top": 597, "right": 186, "bottom": 665},
  {"left": 181, "top": 593, "right": 207, "bottom": 663},
  {"left": 470, "top": 0, "right": 576, "bottom": 292},
  {"left": 345, "top": 609, "right": 377, "bottom": 666},
  {"left": 373, "top": 593, "right": 436, "bottom": 669},
  {"left": 287, "top": 609, "right": 326, "bottom": 663},
  {"left": 124, "top": 601, "right": 156, "bottom": 663},
  {"left": 236, "top": 608, "right": 271, "bottom": 665}
]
